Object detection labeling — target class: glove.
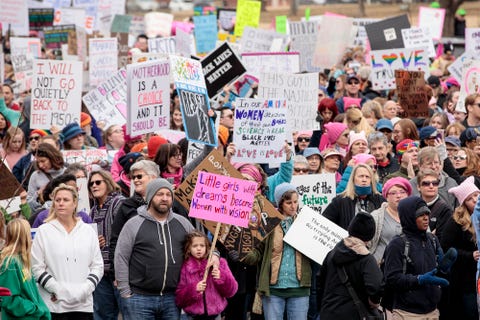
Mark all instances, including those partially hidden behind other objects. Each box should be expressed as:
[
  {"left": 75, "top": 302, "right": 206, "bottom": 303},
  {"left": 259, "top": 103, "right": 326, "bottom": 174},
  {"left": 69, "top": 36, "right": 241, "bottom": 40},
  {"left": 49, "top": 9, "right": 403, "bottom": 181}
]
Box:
[
  {"left": 438, "top": 248, "right": 457, "bottom": 274},
  {"left": 418, "top": 269, "right": 449, "bottom": 287},
  {"left": 228, "top": 250, "right": 240, "bottom": 262}
]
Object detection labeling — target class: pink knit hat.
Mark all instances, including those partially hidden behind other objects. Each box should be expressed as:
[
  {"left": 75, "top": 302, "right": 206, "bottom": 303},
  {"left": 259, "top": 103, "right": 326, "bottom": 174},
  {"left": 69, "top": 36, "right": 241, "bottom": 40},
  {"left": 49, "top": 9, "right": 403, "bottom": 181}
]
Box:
[
  {"left": 324, "top": 122, "right": 348, "bottom": 145},
  {"left": 448, "top": 176, "right": 480, "bottom": 205},
  {"left": 352, "top": 153, "right": 376, "bottom": 165},
  {"left": 344, "top": 97, "right": 362, "bottom": 111},
  {"left": 234, "top": 163, "right": 263, "bottom": 183},
  {"left": 297, "top": 130, "right": 313, "bottom": 138},
  {"left": 348, "top": 130, "right": 367, "bottom": 150},
  {"left": 382, "top": 177, "right": 412, "bottom": 199}
]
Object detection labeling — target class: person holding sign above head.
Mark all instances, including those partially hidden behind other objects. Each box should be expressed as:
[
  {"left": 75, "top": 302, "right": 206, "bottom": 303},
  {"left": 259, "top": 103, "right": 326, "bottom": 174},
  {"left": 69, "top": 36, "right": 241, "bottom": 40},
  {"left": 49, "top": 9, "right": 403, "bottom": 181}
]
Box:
[{"left": 241, "top": 183, "right": 312, "bottom": 320}]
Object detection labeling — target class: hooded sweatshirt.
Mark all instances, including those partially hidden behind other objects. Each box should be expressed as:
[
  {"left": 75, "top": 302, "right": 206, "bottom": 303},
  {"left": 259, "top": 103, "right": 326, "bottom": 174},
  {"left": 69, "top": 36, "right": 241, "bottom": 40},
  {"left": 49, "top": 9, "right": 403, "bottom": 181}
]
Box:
[{"left": 383, "top": 196, "right": 443, "bottom": 314}]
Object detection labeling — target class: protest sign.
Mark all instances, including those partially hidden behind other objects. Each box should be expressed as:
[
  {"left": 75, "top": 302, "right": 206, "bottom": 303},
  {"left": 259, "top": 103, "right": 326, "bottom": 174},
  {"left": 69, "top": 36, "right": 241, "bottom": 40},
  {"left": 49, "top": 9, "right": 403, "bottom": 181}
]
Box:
[
  {"left": 418, "top": 7, "right": 445, "bottom": 40},
  {"left": 29, "top": 8, "right": 54, "bottom": 31},
  {"left": 170, "top": 55, "right": 217, "bottom": 146},
  {"left": 240, "top": 27, "right": 288, "bottom": 54},
  {"left": 54, "top": 7, "right": 87, "bottom": 32},
  {"left": 0, "top": 162, "right": 23, "bottom": 201},
  {"left": 89, "top": 38, "right": 118, "bottom": 90},
  {"left": 465, "top": 28, "right": 480, "bottom": 56},
  {"left": 456, "top": 59, "right": 478, "bottom": 113},
  {"left": 176, "top": 28, "right": 193, "bottom": 57},
  {"left": 232, "top": 98, "right": 287, "bottom": 163},
  {"left": 395, "top": 70, "right": 429, "bottom": 118},
  {"left": 0, "top": 197, "right": 21, "bottom": 215},
  {"left": 10, "top": 37, "right": 42, "bottom": 93},
  {"left": 313, "top": 15, "right": 353, "bottom": 69},
  {"left": 76, "top": 177, "right": 90, "bottom": 214},
  {"left": 175, "top": 149, "right": 283, "bottom": 258},
  {"left": 369, "top": 47, "right": 430, "bottom": 90},
  {"left": 365, "top": 14, "right": 410, "bottom": 50},
  {"left": 0, "top": 0, "right": 28, "bottom": 36},
  {"left": 131, "top": 52, "right": 169, "bottom": 64},
  {"left": 62, "top": 149, "right": 108, "bottom": 171},
  {"left": 112, "top": 32, "right": 129, "bottom": 68},
  {"left": 193, "top": 15, "right": 218, "bottom": 54},
  {"left": 289, "top": 21, "right": 320, "bottom": 72},
  {"left": 217, "top": 8, "right": 236, "bottom": 33},
  {"left": 201, "top": 42, "right": 247, "bottom": 99},
  {"left": 156, "top": 130, "right": 186, "bottom": 144},
  {"left": 111, "top": 14, "right": 132, "bottom": 33},
  {"left": 234, "top": 0, "right": 261, "bottom": 37},
  {"left": 447, "top": 52, "right": 476, "bottom": 84},
  {"left": 44, "top": 24, "right": 76, "bottom": 49},
  {"left": 83, "top": 68, "right": 127, "bottom": 127},
  {"left": 126, "top": 59, "right": 171, "bottom": 136},
  {"left": 291, "top": 173, "right": 336, "bottom": 214},
  {"left": 401, "top": 27, "right": 436, "bottom": 58},
  {"left": 71, "top": 0, "right": 97, "bottom": 34},
  {"left": 31, "top": 60, "right": 83, "bottom": 129},
  {"left": 186, "top": 141, "right": 204, "bottom": 164},
  {"left": 258, "top": 72, "right": 319, "bottom": 131},
  {"left": 241, "top": 52, "right": 300, "bottom": 81},
  {"left": 283, "top": 206, "right": 348, "bottom": 264},
  {"left": 148, "top": 36, "right": 176, "bottom": 54},
  {"left": 275, "top": 16, "right": 287, "bottom": 34},
  {"left": 190, "top": 171, "right": 257, "bottom": 228},
  {"left": 144, "top": 12, "right": 173, "bottom": 37},
  {"left": 351, "top": 18, "right": 379, "bottom": 47},
  {"left": 129, "top": 15, "right": 145, "bottom": 47}
]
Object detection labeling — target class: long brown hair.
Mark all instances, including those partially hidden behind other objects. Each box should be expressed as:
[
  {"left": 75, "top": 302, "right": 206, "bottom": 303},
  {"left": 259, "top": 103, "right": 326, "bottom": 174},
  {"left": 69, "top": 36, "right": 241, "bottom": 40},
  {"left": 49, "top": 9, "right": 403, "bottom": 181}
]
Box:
[
  {"left": 183, "top": 231, "right": 211, "bottom": 260},
  {"left": 0, "top": 219, "right": 32, "bottom": 279}
]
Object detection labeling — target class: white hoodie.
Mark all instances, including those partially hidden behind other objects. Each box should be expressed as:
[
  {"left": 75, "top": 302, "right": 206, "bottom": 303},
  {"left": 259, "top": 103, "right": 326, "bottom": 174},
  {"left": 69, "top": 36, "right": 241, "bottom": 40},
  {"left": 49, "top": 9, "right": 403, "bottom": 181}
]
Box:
[{"left": 32, "top": 219, "right": 103, "bottom": 313}]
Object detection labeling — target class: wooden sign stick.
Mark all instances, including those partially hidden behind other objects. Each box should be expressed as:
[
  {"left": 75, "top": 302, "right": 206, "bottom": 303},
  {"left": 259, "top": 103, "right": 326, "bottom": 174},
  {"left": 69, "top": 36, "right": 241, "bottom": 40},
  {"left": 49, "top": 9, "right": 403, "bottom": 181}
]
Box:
[{"left": 203, "top": 222, "right": 221, "bottom": 282}]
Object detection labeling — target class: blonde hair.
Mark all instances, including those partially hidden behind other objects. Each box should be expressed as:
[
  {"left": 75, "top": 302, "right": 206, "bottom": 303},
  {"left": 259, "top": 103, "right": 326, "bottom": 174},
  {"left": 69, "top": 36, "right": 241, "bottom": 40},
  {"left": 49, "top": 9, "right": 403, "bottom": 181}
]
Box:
[
  {"left": 342, "top": 164, "right": 379, "bottom": 200},
  {"left": 345, "top": 108, "right": 375, "bottom": 136},
  {"left": 453, "top": 204, "right": 475, "bottom": 243},
  {"left": 0, "top": 219, "right": 32, "bottom": 279},
  {"left": 45, "top": 184, "right": 79, "bottom": 222}
]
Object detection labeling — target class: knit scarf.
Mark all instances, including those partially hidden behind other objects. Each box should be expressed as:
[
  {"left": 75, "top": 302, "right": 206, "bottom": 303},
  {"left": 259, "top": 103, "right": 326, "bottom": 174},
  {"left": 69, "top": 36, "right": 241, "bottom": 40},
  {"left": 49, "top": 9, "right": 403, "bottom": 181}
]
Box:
[{"left": 161, "top": 167, "right": 184, "bottom": 187}]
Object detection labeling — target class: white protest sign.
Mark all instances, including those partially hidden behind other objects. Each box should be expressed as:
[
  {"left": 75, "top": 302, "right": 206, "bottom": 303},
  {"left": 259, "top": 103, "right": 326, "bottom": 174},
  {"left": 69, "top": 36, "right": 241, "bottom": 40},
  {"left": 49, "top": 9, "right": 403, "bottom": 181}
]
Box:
[
  {"left": 144, "top": 12, "right": 173, "bottom": 38},
  {"left": 239, "top": 26, "right": 288, "bottom": 53},
  {"left": 418, "top": 7, "right": 445, "bottom": 40},
  {"left": 258, "top": 72, "right": 319, "bottom": 131},
  {"left": 447, "top": 52, "right": 477, "bottom": 84},
  {"left": 31, "top": 60, "right": 83, "bottom": 129},
  {"left": 283, "top": 206, "right": 348, "bottom": 264},
  {"left": 89, "top": 38, "right": 118, "bottom": 90},
  {"left": 369, "top": 47, "right": 430, "bottom": 90},
  {"left": 127, "top": 59, "right": 171, "bottom": 136},
  {"left": 232, "top": 98, "right": 287, "bottom": 163},
  {"left": 0, "top": 0, "right": 29, "bottom": 36},
  {"left": 83, "top": 68, "right": 127, "bottom": 127},
  {"left": 457, "top": 59, "right": 480, "bottom": 113},
  {"left": 10, "top": 37, "right": 42, "bottom": 58},
  {"left": 0, "top": 197, "right": 22, "bottom": 215},
  {"left": 291, "top": 173, "right": 336, "bottom": 214},
  {"left": 352, "top": 18, "right": 379, "bottom": 47},
  {"left": 186, "top": 141, "right": 205, "bottom": 164},
  {"left": 241, "top": 52, "right": 300, "bottom": 81},
  {"left": 401, "top": 27, "right": 436, "bottom": 58},
  {"left": 465, "top": 28, "right": 480, "bottom": 56},
  {"left": 175, "top": 29, "right": 193, "bottom": 57},
  {"left": 289, "top": 20, "right": 320, "bottom": 72},
  {"left": 148, "top": 36, "right": 176, "bottom": 54},
  {"left": 10, "top": 38, "right": 41, "bottom": 93},
  {"left": 54, "top": 7, "right": 88, "bottom": 32},
  {"left": 76, "top": 177, "right": 90, "bottom": 213},
  {"left": 0, "top": 54, "right": 4, "bottom": 85},
  {"left": 62, "top": 149, "right": 108, "bottom": 171}
]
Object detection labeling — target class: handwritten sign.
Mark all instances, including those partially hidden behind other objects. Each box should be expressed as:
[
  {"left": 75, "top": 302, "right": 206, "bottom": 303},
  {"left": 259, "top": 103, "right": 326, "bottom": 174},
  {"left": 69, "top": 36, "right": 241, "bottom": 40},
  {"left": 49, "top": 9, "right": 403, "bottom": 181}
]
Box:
[
  {"left": 175, "top": 29, "right": 193, "bottom": 57},
  {"left": 29, "top": 8, "right": 54, "bottom": 31},
  {"left": 186, "top": 141, "right": 204, "bottom": 164},
  {"left": 401, "top": 27, "right": 436, "bottom": 58},
  {"left": 234, "top": 0, "right": 261, "bottom": 37},
  {"left": 465, "top": 28, "right": 480, "bottom": 56},
  {"left": 148, "top": 36, "right": 176, "bottom": 54},
  {"left": 10, "top": 38, "right": 41, "bottom": 94},
  {"left": 127, "top": 59, "right": 170, "bottom": 136},
  {"left": 232, "top": 98, "right": 287, "bottom": 163},
  {"left": 395, "top": 70, "right": 429, "bottom": 118},
  {"left": 193, "top": 15, "right": 218, "bottom": 54},
  {"left": 418, "top": 7, "right": 445, "bottom": 41},
  {"left": 283, "top": 206, "right": 348, "bottom": 264},
  {"left": 190, "top": 171, "right": 257, "bottom": 227},
  {"left": 447, "top": 52, "right": 476, "bottom": 84},
  {"left": 457, "top": 59, "right": 478, "bottom": 113},
  {"left": 291, "top": 174, "right": 336, "bottom": 214},
  {"left": 369, "top": 47, "right": 430, "bottom": 90},
  {"left": 44, "top": 24, "right": 76, "bottom": 49},
  {"left": 62, "top": 149, "right": 108, "bottom": 171},
  {"left": 352, "top": 18, "right": 379, "bottom": 47},
  {"left": 144, "top": 12, "right": 173, "bottom": 37},
  {"left": 54, "top": 7, "right": 88, "bottom": 33},
  {"left": 89, "top": 38, "right": 118, "bottom": 90},
  {"left": 258, "top": 72, "right": 319, "bottom": 131},
  {"left": 241, "top": 52, "right": 300, "bottom": 81},
  {"left": 289, "top": 21, "right": 320, "bottom": 72},
  {"left": 0, "top": 0, "right": 28, "bottom": 36},
  {"left": 240, "top": 26, "right": 288, "bottom": 54},
  {"left": 31, "top": 60, "right": 83, "bottom": 129},
  {"left": 111, "top": 14, "right": 132, "bottom": 33}
]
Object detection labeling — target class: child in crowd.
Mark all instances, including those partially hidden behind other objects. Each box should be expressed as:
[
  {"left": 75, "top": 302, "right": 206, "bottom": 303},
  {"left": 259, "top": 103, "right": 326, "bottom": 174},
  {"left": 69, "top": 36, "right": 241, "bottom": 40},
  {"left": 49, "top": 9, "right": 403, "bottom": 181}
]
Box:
[{"left": 175, "top": 231, "right": 238, "bottom": 320}]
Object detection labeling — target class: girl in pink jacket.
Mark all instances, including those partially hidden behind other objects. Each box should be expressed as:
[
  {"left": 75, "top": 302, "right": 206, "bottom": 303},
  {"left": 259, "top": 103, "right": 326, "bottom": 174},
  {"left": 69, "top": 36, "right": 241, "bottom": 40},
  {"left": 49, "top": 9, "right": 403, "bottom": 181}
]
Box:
[{"left": 175, "top": 231, "right": 238, "bottom": 319}]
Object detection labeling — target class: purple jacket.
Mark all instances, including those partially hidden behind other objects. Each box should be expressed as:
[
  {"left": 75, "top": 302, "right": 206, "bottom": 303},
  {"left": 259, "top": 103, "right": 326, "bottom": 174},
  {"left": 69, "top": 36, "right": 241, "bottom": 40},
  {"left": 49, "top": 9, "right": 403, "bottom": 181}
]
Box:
[{"left": 175, "top": 257, "right": 238, "bottom": 316}]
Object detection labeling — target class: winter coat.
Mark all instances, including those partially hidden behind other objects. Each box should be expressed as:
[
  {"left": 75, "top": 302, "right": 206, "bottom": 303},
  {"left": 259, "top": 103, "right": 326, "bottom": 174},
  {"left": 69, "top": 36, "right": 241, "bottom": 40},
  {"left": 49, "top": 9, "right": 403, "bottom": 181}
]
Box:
[
  {"left": 336, "top": 166, "right": 383, "bottom": 194},
  {"left": 318, "top": 237, "right": 383, "bottom": 320},
  {"left": 426, "top": 197, "right": 452, "bottom": 244},
  {"left": 409, "top": 172, "right": 458, "bottom": 210},
  {"left": 377, "top": 154, "right": 400, "bottom": 183},
  {"left": 175, "top": 257, "right": 238, "bottom": 316}
]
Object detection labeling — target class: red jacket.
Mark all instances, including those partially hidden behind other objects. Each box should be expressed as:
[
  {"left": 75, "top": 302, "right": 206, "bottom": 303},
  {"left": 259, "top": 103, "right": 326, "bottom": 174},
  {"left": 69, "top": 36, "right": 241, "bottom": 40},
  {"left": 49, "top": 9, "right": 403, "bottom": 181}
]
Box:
[{"left": 175, "top": 257, "right": 238, "bottom": 316}]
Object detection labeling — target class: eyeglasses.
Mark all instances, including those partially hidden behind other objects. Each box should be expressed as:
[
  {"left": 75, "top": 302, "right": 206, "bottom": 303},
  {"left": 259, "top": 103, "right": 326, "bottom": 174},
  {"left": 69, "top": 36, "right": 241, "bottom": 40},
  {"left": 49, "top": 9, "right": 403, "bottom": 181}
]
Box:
[
  {"left": 421, "top": 180, "right": 440, "bottom": 187},
  {"left": 170, "top": 153, "right": 182, "bottom": 158},
  {"left": 453, "top": 155, "right": 467, "bottom": 161},
  {"left": 131, "top": 174, "right": 144, "bottom": 180},
  {"left": 387, "top": 190, "right": 407, "bottom": 196},
  {"left": 89, "top": 180, "right": 104, "bottom": 187},
  {"left": 347, "top": 81, "right": 360, "bottom": 85},
  {"left": 297, "top": 137, "right": 310, "bottom": 143},
  {"left": 294, "top": 168, "right": 309, "bottom": 173},
  {"left": 29, "top": 136, "right": 40, "bottom": 141}
]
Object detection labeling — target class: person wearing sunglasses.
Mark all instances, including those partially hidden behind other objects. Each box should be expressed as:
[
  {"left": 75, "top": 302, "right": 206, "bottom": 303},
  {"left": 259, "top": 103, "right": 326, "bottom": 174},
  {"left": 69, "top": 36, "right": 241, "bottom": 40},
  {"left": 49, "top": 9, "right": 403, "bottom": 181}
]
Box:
[
  {"left": 452, "top": 148, "right": 480, "bottom": 179},
  {"left": 335, "top": 75, "right": 368, "bottom": 114},
  {"left": 295, "top": 131, "right": 312, "bottom": 155},
  {"left": 88, "top": 169, "right": 126, "bottom": 320},
  {"left": 292, "top": 155, "right": 310, "bottom": 176}
]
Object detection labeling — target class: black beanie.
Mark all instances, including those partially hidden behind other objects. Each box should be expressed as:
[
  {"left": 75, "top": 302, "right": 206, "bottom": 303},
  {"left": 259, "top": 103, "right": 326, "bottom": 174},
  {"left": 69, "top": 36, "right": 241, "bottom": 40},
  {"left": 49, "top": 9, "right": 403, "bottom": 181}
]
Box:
[
  {"left": 348, "top": 211, "right": 376, "bottom": 242},
  {"left": 119, "top": 152, "right": 143, "bottom": 174}
]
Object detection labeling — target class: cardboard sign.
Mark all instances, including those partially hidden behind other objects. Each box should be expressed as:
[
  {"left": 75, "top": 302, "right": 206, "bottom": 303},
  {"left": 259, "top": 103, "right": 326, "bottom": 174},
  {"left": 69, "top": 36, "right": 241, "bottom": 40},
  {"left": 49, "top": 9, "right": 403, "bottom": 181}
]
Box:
[
  {"left": 111, "top": 14, "right": 132, "bottom": 33},
  {"left": 29, "top": 8, "right": 54, "bottom": 31},
  {"left": 186, "top": 141, "right": 204, "bottom": 164},
  {"left": 401, "top": 27, "right": 436, "bottom": 58},
  {"left": 190, "top": 171, "right": 257, "bottom": 227},
  {"left": 0, "top": 0, "right": 29, "bottom": 36},
  {"left": 0, "top": 162, "right": 24, "bottom": 200},
  {"left": 291, "top": 173, "right": 336, "bottom": 214},
  {"left": 465, "top": 28, "right": 480, "bottom": 56},
  {"left": 283, "top": 206, "right": 348, "bottom": 265},
  {"left": 258, "top": 72, "right": 319, "bottom": 131},
  {"left": 240, "top": 26, "right": 288, "bottom": 54},
  {"left": 234, "top": 0, "right": 261, "bottom": 37},
  {"left": 447, "top": 52, "right": 476, "bottom": 84},
  {"left": 89, "top": 38, "right": 118, "bottom": 90},
  {"left": 44, "top": 24, "right": 76, "bottom": 49},
  {"left": 365, "top": 14, "right": 410, "bottom": 50},
  {"left": 232, "top": 98, "right": 287, "bottom": 163},
  {"left": 289, "top": 21, "right": 320, "bottom": 72},
  {"left": 174, "top": 149, "right": 283, "bottom": 258},
  {"left": 241, "top": 52, "right": 300, "bottom": 81},
  {"left": 418, "top": 7, "right": 445, "bottom": 41},
  {"left": 127, "top": 59, "right": 171, "bottom": 135},
  {"left": 201, "top": 42, "right": 247, "bottom": 99},
  {"left": 148, "top": 36, "right": 176, "bottom": 54},
  {"left": 194, "top": 15, "right": 218, "bottom": 54},
  {"left": 62, "top": 149, "right": 108, "bottom": 171},
  {"left": 144, "top": 12, "right": 173, "bottom": 38},
  {"left": 170, "top": 55, "right": 217, "bottom": 146},
  {"left": 83, "top": 68, "right": 127, "bottom": 128},
  {"left": 369, "top": 47, "right": 430, "bottom": 90},
  {"left": 395, "top": 70, "right": 429, "bottom": 118},
  {"left": 31, "top": 60, "right": 83, "bottom": 129}
]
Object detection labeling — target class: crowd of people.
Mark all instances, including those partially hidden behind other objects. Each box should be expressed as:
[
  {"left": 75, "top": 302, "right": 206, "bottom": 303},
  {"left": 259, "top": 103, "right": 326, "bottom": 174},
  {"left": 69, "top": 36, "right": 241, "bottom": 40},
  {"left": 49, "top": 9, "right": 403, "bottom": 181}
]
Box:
[{"left": 0, "top": 5, "right": 480, "bottom": 320}]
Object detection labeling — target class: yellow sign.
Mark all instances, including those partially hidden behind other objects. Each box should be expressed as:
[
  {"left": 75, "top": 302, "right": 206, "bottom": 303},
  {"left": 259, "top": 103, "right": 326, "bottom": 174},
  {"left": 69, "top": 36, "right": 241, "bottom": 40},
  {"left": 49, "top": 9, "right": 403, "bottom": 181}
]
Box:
[{"left": 234, "top": 0, "right": 261, "bottom": 37}]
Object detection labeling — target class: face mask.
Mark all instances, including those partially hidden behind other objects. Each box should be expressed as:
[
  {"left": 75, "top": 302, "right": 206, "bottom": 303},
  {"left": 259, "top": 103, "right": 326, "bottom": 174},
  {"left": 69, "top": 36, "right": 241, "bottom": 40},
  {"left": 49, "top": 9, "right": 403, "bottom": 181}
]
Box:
[{"left": 355, "top": 185, "right": 372, "bottom": 196}]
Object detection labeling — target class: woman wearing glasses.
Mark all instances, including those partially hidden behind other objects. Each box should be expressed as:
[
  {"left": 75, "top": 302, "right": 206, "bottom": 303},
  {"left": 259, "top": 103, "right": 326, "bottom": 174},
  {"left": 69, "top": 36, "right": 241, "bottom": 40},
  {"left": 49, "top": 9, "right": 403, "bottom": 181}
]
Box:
[
  {"left": 416, "top": 169, "right": 452, "bottom": 243},
  {"left": 452, "top": 148, "right": 480, "bottom": 179},
  {"left": 88, "top": 169, "right": 125, "bottom": 320}
]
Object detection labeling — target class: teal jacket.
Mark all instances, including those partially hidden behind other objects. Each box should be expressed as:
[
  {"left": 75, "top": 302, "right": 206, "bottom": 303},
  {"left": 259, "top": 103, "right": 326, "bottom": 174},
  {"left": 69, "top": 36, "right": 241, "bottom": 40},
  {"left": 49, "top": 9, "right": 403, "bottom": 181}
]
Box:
[
  {"left": 266, "top": 156, "right": 294, "bottom": 204},
  {"left": 0, "top": 257, "right": 51, "bottom": 319},
  {"left": 0, "top": 97, "right": 21, "bottom": 126}
]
